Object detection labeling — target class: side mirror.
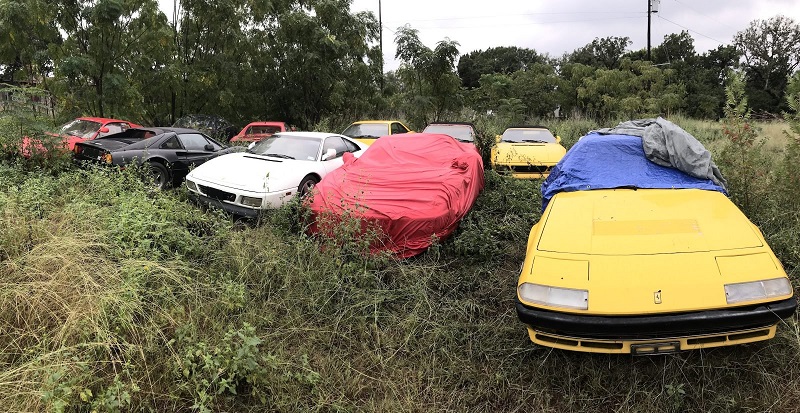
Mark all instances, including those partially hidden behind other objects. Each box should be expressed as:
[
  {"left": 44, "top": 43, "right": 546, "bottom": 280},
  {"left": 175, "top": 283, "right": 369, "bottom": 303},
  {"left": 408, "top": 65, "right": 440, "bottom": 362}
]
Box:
[
  {"left": 495, "top": 135, "right": 502, "bottom": 143},
  {"left": 204, "top": 144, "right": 215, "bottom": 151},
  {"left": 556, "top": 135, "right": 562, "bottom": 143},
  {"left": 247, "top": 142, "right": 256, "bottom": 150},
  {"left": 322, "top": 148, "right": 337, "bottom": 161},
  {"left": 98, "top": 127, "right": 110, "bottom": 133}
]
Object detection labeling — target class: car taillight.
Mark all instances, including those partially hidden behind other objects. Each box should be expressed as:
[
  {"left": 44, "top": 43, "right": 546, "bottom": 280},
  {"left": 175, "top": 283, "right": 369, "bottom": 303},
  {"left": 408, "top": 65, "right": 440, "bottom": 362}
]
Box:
[
  {"left": 74, "top": 145, "right": 82, "bottom": 154},
  {"left": 102, "top": 153, "right": 112, "bottom": 164}
]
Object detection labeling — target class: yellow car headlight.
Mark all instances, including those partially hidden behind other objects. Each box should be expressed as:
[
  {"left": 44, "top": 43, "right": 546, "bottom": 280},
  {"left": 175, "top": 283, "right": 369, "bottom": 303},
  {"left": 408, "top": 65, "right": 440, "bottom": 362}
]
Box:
[
  {"left": 518, "top": 283, "right": 588, "bottom": 310},
  {"left": 724, "top": 278, "right": 792, "bottom": 304}
]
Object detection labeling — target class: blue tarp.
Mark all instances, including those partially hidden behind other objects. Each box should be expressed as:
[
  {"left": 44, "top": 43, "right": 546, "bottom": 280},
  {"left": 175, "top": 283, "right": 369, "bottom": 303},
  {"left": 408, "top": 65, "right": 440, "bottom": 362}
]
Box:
[{"left": 541, "top": 133, "right": 727, "bottom": 211}]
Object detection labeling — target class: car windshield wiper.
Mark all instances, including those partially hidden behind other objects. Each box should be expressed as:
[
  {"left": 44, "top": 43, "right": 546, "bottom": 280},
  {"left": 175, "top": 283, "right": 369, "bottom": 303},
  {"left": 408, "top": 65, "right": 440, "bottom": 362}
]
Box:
[
  {"left": 502, "top": 140, "right": 521, "bottom": 143},
  {"left": 264, "top": 153, "right": 295, "bottom": 159},
  {"left": 353, "top": 134, "right": 379, "bottom": 138},
  {"left": 521, "top": 139, "right": 549, "bottom": 143}
]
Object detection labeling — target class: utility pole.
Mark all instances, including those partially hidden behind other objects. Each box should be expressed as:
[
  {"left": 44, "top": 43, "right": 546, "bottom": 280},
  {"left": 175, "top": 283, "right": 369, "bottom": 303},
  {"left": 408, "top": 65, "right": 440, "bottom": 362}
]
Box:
[
  {"left": 647, "top": 0, "right": 660, "bottom": 61},
  {"left": 379, "top": 0, "right": 384, "bottom": 94}
]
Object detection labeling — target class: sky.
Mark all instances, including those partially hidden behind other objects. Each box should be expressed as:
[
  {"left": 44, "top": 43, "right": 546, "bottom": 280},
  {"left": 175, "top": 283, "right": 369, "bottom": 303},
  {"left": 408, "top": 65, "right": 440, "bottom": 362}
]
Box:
[
  {"left": 350, "top": 0, "right": 800, "bottom": 70},
  {"left": 158, "top": 0, "right": 800, "bottom": 71}
]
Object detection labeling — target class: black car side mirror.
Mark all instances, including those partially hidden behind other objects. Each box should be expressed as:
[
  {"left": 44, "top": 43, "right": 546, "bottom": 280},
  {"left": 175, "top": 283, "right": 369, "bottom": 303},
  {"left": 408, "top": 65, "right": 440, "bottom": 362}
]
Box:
[{"left": 204, "top": 144, "right": 215, "bottom": 151}]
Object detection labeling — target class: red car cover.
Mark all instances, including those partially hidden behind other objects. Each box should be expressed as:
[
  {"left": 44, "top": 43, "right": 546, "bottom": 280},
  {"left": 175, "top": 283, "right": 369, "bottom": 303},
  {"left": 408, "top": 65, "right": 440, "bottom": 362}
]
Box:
[{"left": 308, "top": 133, "right": 484, "bottom": 258}]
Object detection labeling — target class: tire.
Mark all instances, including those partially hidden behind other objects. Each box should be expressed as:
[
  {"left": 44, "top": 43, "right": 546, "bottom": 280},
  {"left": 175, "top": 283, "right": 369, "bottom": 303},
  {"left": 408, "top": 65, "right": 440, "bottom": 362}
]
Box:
[
  {"left": 148, "top": 162, "right": 171, "bottom": 190},
  {"left": 297, "top": 175, "right": 320, "bottom": 198}
]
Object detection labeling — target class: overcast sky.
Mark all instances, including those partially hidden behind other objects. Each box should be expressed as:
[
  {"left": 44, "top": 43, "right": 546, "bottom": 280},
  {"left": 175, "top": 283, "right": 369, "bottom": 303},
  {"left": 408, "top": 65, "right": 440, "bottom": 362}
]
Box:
[
  {"left": 158, "top": 0, "right": 799, "bottom": 71},
  {"left": 351, "top": 0, "right": 800, "bottom": 70}
]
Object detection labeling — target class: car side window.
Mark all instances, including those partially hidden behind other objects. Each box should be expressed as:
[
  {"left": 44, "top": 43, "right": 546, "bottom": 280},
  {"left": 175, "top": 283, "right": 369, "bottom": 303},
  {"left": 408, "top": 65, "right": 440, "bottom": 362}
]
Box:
[
  {"left": 99, "top": 123, "right": 124, "bottom": 137},
  {"left": 160, "top": 136, "right": 183, "bottom": 150},
  {"left": 391, "top": 122, "right": 408, "bottom": 135},
  {"left": 322, "top": 136, "right": 349, "bottom": 159},
  {"left": 178, "top": 133, "right": 213, "bottom": 151},
  {"left": 342, "top": 138, "right": 360, "bottom": 152}
]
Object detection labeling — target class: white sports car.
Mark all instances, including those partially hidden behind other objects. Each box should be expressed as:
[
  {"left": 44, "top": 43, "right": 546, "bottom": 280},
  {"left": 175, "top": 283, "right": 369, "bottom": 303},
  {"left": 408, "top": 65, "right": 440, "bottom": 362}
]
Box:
[{"left": 185, "top": 131, "right": 367, "bottom": 217}]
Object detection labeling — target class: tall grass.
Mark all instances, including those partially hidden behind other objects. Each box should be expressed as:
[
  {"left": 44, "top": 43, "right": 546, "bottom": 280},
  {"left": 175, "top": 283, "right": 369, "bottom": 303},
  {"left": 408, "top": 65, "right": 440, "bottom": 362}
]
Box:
[{"left": 0, "top": 110, "right": 799, "bottom": 412}]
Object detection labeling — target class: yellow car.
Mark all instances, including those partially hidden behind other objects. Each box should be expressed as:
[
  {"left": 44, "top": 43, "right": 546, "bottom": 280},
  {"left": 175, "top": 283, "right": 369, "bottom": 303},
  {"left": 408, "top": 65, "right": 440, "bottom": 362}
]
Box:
[
  {"left": 516, "top": 133, "right": 796, "bottom": 354},
  {"left": 341, "top": 120, "right": 413, "bottom": 146},
  {"left": 491, "top": 125, "right": 566, "bottom": 179}
]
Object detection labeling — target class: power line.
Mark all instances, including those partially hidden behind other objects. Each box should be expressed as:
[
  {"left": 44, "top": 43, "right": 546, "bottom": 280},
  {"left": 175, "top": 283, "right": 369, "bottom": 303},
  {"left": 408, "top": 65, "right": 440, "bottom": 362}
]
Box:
[
  {"left": 387, "top": 11, "right": 645, "bottom": 23},
  {"left": 669, "top": 0, "right": 739, "bottom": 32},
  {"left": 656, "top": 14, "right": 725, "bottom": 44},
  {"left": 384, "top": 16, "right": 643, "bottom": 30}
]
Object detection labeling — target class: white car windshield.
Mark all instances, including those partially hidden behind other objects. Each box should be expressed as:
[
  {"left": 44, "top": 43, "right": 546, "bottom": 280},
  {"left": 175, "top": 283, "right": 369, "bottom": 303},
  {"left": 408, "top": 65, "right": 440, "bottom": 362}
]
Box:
[{"left": 249, "top": 135, "right": 321, "bottom": 161}]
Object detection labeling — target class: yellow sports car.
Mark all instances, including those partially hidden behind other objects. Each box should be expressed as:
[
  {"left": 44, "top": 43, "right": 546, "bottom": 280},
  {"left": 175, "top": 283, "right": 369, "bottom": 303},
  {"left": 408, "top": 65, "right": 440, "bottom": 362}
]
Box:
[
  {"left": 491, "top": 125, "right": 566, "bottom": 179},
  {"left": 341, "top": 120, "right": 413, "bottom": 146},
  {"left": 516, "top": 133, "right": 796, "bottom": 354}
]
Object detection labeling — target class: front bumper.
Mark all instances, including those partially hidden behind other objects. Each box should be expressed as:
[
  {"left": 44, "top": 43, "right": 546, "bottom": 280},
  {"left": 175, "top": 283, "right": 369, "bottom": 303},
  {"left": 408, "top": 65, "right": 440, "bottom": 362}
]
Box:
[
  {"left": 516, "top": 297, "right": 797, "bottom": 353},
  {"left": 492, "top": 163, "right": 554, "bottom": 179},
  {"left": 186, "top": 177, "right": 296, "bottom": 217},
  {"left": 189, "top": 192, "right": 261, "bottom": 218}
]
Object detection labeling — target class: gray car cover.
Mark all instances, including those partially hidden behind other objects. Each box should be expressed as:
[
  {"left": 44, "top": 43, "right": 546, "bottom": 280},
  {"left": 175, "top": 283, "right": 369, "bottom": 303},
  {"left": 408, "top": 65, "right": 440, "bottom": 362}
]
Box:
[{"left": 593, "top": 117, "right": 727, "bottom": 189}]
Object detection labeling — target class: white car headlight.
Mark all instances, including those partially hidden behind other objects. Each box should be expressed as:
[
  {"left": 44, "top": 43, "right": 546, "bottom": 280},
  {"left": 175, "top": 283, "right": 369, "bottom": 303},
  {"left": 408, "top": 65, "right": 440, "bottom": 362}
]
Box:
[
  {"left": 518, "top": 283, "right": 588, "bottom": 310},
  {"left": 186, "top": 179, "right": 198, "bottom": 192},
  {"left": 724, "top": 278, "right": 792, "bottom": 304},
  {"left": 240, "top": 195, "right": 263, "bottom": 208}
]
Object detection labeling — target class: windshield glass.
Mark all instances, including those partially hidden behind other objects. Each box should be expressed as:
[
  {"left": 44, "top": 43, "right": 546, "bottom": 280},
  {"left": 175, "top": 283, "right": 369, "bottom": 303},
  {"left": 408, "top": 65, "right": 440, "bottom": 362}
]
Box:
[
  {"left": 60, "top": 119, "right": 102, "bottom": 139},
  {"left": 342, "top": 123, "right": 388, "bottom": 138},
  {"left": 248, "top": 125, "right": 282, "bottom": 135},
  {"left": 249, "top": 135, "right": 321, "bottom": 161},
  {"left": 501, "top": 128, "right": 556, "bottom": 143},
  {"left": 423, "top": 124, "right": 474, "bottom": 141}
]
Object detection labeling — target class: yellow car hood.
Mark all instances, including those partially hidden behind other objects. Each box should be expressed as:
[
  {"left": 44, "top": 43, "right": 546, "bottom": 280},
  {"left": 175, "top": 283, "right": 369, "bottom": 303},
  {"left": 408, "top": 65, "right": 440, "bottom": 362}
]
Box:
[
  {"left": 537, "top": 188, "right": 761, "bottom": 254},
  {"left": 492, "top": 142, "right": 566, "bottom": 166},
  {"left": 519, "top": 189, "right": 790, "bottom": 315}
]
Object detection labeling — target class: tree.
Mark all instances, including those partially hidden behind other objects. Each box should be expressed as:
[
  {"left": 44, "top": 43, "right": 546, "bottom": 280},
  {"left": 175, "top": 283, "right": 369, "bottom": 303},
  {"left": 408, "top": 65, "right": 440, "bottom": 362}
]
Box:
[
  {"left": 651, "top": 31, "right": 696, "bottom": 65},
  {"left": 683, "top": 45, "right": 740, "bottom": 119},
  {"left": 257, "top": 0, "right": 381, "bottom": 128},
  {"left": 734, "top": 15, "right": 800, "bottom": 115},
  {"left": 393, "top": 25, "right": 462, "bottom": 126},
  {"left": 566, "top": 36, "right": 631, "bottom": 69},
  {"left": 50, "top": 0, "right": 170, "bottom": 120},
  {"left": 457, "top": 46, "right": 546, "bottom": 89},
  {"left": 717, "top": 69, "right": 770, "bottom": 216},
  {"left": 573, "top": 58, "right": 683, "bottom": 119},
  {"left": 0, "top": 0, "right": 61, "bottom": 86}
]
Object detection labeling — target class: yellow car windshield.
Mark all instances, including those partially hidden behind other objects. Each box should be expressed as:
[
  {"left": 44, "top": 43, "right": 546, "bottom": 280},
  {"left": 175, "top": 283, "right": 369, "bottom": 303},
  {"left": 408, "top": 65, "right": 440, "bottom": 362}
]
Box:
[{"left": 501, "top": 129, "right": 556, "bottom": 143}]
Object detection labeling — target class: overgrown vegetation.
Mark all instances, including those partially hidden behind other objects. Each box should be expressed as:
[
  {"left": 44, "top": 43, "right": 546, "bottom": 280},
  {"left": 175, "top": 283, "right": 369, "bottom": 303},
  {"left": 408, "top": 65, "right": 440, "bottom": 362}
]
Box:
[
  {"left": 2, "top": 93, "right": 800, "bottom": 411},
  {"left": 2, "top": 2, "right": 799, "bottom": 128}
]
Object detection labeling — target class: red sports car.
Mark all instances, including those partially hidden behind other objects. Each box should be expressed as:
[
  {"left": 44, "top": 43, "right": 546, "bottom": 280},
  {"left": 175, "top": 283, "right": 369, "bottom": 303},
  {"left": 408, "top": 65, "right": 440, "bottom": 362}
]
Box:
[
  {"left": 229, "top": 121, "right": 294, "bottom": 143},
  {"left": 23, "top": 116, "right": 141, "bottom": 156}
]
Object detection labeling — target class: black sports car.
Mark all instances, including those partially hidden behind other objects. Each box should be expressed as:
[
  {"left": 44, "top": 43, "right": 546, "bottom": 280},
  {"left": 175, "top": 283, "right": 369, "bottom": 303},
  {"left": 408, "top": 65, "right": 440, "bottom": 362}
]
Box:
[{"left": 73, "top": 127, "right": 226, "bottom": 189}]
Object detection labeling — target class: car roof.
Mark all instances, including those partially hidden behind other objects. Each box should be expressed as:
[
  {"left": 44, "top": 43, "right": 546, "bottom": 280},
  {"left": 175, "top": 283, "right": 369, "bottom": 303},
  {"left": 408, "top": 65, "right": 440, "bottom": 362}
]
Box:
[
  {"left": 505, "top": 125, "right": 551, "bottom": 131},
  {"left": 351, "top": 120, "right": 402, "bottom": 125},
  {"left": 276, "top": 131, "right": 345, "bottom": 140},
  {"left": 540, "top": 133, "right": 726, "bottom": 211},
  {"left": 130, "top": 127, "right": 202, "bottom": 135},
  {"left": 245, "top": 121, "right": 286, "bottom": 126},
  {"left": 77, "top": 116, "right": 135, "bottom": 124},
  {"left": 426, "top": 122, "right": 475, "bottom": 127}
]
